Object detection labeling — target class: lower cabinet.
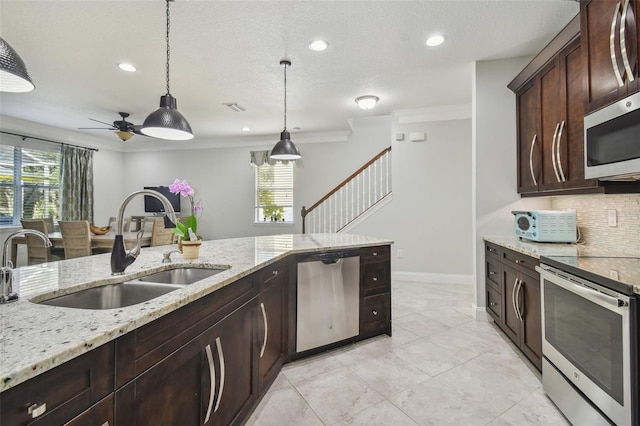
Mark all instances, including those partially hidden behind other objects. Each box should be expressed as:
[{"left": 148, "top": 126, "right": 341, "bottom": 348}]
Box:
[
  {"left": 485, "top": 242, "right": 542, "bottom": 371},
  {"left": 257, "top": 268, "right": 287, "bottom": 392},
  {"left": 115, "top": 298, "right": 257, "bottom": 426}
]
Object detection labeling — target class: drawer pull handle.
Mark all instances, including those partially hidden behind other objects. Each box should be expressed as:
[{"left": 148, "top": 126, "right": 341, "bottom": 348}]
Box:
[
  {"left": 28, "top": 403, "right": 47, "bottom": 419},
  {"left": 490, "top": 302, "right": 497, "bottom": 307},
  {"left": 515, "top": 260, "right": 523, "bottom": 264},
  {"left": 272, "top": 270, "right": 278, "bottom": 275},
  {"left": 372, "top": 252, "right": 378, "bottom": 256},
  {"left": 372, "top": 277, "right": 378, "bottom": 281},
  {"left": 489, "top": 271, "right": 496, "bottom": 275},
  {"left": 372, "top": 310, "right": 378, "bottom": 316}
]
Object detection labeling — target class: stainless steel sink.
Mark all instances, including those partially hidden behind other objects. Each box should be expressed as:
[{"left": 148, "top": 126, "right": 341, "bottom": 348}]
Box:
[
  {"left": 38, "top": 281, "right": 184, "bottom": 309},
  {"left": 138, "top": 267, "right": 227, "bottom": 285},
  {"left": 35, "top": 267, "right": 229, "bottom": 309}
]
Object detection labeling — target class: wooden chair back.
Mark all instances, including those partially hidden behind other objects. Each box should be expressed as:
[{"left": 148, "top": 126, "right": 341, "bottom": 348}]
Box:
[
  {"left": 58, "top": 220, "right": 92, "bottom": 259},
  {"left": 108, "top": 216, "right": 131, "bottom": 232},
  {"left": 20, "top": 219, "right": 51, "bottom": 265},
  {"left": 150, "top": 217, "right": 176, "bottom": 247}
]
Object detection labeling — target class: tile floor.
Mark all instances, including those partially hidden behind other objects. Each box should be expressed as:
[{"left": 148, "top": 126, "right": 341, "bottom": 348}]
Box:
[{"left": 246, "top": 279, "right": 570, "bottom": 426}]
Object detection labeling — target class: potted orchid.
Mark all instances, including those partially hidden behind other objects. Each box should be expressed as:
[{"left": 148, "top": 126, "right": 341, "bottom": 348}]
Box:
[{"left": 169, "top": 179, "right": 202, "bottom": 251}]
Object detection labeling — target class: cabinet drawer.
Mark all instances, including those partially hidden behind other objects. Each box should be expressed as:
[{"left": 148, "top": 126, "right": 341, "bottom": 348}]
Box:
[
  {"left": 487, "top": 286, "right": 502, "bottom": 324},
  {"left": 361, "top": 262, "right": 390, "bottom": 295},
  {"left": 361, "top": 293, "right": 391, "bottom": 335},
  {"left": 360, "top": 245, "right": 390, "bottom": 264},
  {"left": 485, "top": 256, "right": 501, "bottom": 293},
  {"left": 65, "top": 394, "right": 113, "bottom": 426},
  {"left": 1, "top": 343, "right": 114, "bottom": 426},
  {"left": 501, "top": 248, "right": 537, "bottom": 275},
  {"left": 259, "top": 257, "right": 288, "bottom": 290},
  {"left": 485, "top": 242, "right": 500, "bottom": 259}
]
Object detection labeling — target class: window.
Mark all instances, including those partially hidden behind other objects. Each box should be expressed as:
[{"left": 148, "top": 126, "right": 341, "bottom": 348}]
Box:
[
  {"left": 0, "top": 144, "right": 61, "bottom": 225},
  {"left": 254, "top": 161, "right": 294, "bottom": 223}
]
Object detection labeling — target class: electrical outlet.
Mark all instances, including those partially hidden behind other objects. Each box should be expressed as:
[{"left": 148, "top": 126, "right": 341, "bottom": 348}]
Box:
[
  {"left": 608, "top": 209, "right": 617, "bottom": 227},
  {"left": 397, "top": 249, "right": 404, "bottom": 258}
]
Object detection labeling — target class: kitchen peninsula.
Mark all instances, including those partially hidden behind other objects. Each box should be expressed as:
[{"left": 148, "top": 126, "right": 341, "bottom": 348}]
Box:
[{"left": 0, "top": 233, "right": 392, "bottom": 425}]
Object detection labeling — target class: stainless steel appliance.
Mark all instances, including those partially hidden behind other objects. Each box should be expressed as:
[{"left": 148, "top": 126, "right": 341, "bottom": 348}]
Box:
[
  {"left": 537, "top": 257, "right": 638, "bottom": 426},
  {"left": 512, "top": 210, "right": 577, "bottom": 243},
  {"left": 584, "top": 91, "right": 640, "bottom": 181},
  {"left": 296, "top": 250, "right": 360, "bottom": 353}
]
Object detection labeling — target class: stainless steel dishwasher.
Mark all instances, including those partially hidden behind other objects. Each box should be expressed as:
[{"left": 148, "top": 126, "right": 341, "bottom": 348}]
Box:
[{"left": 296, "top": 250, "right": 360, "bottom": 353}]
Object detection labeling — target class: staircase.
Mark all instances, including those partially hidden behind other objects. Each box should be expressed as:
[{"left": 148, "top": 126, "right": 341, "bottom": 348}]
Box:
[{"left": 301, "top": 147, "right": 392, "bottom": 233}]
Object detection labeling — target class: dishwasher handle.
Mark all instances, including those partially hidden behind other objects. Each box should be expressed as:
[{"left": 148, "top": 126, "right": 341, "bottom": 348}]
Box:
[{"left": 298, "top": 249, "right": 360, "bottom": 263}]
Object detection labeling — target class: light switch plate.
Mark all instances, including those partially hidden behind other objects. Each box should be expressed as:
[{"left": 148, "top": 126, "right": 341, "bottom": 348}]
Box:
[{"left": 608, "top": 209, "right": 617, "bottom": 227}]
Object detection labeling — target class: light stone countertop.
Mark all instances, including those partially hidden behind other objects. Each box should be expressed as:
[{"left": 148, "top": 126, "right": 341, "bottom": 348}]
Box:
[
  {"left": 0, "top": 233, "right": 392, "bottom": 392},
  {"left": 483, "top": 236, "right": 580, "bottom": 259}
]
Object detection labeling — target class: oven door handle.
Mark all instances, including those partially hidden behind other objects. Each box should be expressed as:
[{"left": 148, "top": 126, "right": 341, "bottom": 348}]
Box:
[{"left": 537, "top": 266, "right": 628, "bottom": 309}]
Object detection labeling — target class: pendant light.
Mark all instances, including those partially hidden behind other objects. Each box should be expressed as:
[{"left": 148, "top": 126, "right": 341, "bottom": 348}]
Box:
[
  {"left": 141, "top": 0, "right": 193, "bottom": 141},
  {"left": 270, "top": 59, "right": 301, "bottom": 160},
  {"left": 0, "top": 37, "right": 35, "bottom": 92}
]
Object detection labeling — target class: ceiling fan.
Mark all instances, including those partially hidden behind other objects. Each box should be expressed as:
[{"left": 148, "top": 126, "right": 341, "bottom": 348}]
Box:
[{"left": 78, "top": 112, "right": 145, "bottom": 141}]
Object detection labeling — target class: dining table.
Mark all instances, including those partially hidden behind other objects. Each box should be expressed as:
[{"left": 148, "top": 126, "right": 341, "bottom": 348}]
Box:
[{"left": 11, "top": 231, "right": 152, "bottom": 266}]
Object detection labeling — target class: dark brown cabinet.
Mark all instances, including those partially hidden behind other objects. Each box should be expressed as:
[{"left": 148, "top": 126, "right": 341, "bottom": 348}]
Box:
[
  {"left": 360, "top": 245, "right": 391, "bottom": 338},
  {"left": 115, "top": 297, "right": 257, "bottom": 426},
  {"left": 257, "top": 258, "right": 288, "bottom": 393},
  {"left": 484, "top": 242, "right": 542, "bottom": 371},
  {"left": 581, "top": 0, "right": 640, "bottom": 113},
  {"left": 0, "top": 342, "right": 114, "bottom": 426}
]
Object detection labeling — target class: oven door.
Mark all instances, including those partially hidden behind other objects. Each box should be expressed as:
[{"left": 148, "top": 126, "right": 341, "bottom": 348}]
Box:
[{"left": 539, "top": 265, "right": 631, "bottom": 426}]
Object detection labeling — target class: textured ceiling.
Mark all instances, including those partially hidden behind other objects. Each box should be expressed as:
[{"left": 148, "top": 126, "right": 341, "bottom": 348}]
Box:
[{"left": 0, "top": 0, "right": 578, "bottom": 149}]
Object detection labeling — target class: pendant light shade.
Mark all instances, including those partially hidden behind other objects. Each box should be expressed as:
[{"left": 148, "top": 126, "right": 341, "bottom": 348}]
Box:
[
  {"left": 271, "top": 59, "right": 301, "bottom": 160},
  {"left": 0, "top": 37, "right": 35, "bottom": 93},
  {"left": 141, "top": 0, "right": 193, "bottom": 141}
]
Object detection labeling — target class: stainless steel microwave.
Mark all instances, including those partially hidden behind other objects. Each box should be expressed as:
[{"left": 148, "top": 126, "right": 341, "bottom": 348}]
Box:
[{"left": 584, "top": 91, "right": 640, "bottom": 181}]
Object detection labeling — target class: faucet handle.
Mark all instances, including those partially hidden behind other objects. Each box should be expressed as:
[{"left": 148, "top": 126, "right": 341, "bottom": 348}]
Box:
[{"left": 0, "top": 267, "right": 17, "bottom": 303}]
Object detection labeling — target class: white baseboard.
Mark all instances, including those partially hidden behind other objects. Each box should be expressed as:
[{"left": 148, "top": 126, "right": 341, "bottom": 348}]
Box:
[
  {"left": 392, "top": 271, "right": 474, "bottom": 285},
  {"left": 472, "top": 304, "right": 492, "bottom": 321}
]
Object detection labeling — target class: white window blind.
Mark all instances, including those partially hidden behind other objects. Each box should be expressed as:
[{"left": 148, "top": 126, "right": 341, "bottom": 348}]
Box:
[
  {"left": 254, "top": 161, "right": 294, "bottom": 222},
  {"left": 0, "top": 143, "right": 61, "bottom": 225}
]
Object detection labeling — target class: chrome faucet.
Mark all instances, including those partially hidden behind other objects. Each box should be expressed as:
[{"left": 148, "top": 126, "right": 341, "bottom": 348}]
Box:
[
  {"left": 111, "top": 190, "right": 177, "bottom": 274},
  {"left": 162, "top": 248, "right": 182, "bottom": 263},
  {"left": 1, "top": 229, "right": 51, "bottom": 303}
]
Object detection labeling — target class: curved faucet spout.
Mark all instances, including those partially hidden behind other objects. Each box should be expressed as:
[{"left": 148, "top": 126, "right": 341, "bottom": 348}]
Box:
[
  {"left": 111, "top": 189, "right": 177, "bottom": 275},
  {"left": 1, "top": 229, "right": 51, "bottom": 303}
]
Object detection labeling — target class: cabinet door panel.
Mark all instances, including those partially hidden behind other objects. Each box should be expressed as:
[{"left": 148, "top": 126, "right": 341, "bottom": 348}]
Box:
[
  {"left": 539, "top": 60, "right": 563, "bottom": 190},
  {"left": 258, "top": 277, "right": 286, "bottom": 392},
  {"left": 519, "top": 272, "right": 542, "bottom": 370},
  {"left": 501, "top": 266, "right": 521, "bottom": 344},
  {"left": 516, "top": 81, "right": 540, "bottom": 193}
]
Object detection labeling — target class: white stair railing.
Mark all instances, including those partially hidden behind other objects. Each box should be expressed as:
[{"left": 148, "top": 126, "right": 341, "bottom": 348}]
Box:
[{"left": 301, "top": 147, "right": 392, "bottom": 233}]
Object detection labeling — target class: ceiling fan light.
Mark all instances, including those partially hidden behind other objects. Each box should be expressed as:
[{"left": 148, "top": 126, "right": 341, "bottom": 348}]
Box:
[
  {"left": 115, "top": 130, "right": 134, "bottom": 141},
  {"left": 141, "top": 94, "right": 194, "bottom": 140},
  {"left": 271, "top": 131, "right": 301, "bottom": 160},
  {"left": 0, "top": 37, "right": 35, "bottom": 93},
  {"left": 355, "top": 95, "right": 379, "bottom": 110}
]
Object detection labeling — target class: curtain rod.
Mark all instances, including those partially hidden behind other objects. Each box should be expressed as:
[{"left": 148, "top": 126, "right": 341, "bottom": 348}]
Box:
[{"left": 0, "top": 130, "right": 99, "bottom": 152}]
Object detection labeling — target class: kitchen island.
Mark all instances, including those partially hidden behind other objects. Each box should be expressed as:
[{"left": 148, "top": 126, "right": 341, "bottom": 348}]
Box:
[{"left": 0, "top": 233, "right": 392, "bottom": 425}]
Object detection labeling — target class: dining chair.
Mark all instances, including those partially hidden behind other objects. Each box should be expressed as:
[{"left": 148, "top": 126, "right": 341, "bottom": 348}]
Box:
[
  {"left": 20, "top": 219, "right": 63, "bottom": 265},
  {"left": 150, "top": 217, "right": 176, "bottom": 247},
  {"left": 58, "top": 220, "right": 92, "bottom": 259}
]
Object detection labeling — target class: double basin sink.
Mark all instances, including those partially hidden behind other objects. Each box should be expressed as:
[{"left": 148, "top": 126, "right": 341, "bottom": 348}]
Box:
[{"left": 36, "top": 266, "right": 228, "bottom": 310}]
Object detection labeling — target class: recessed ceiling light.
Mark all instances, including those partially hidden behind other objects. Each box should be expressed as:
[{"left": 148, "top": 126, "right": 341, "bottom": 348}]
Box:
[
  {"left": 308, "top": 40, "right": 328, "bottom": 52},
  {"left": 355, "top": 95, "right": 379, "bottom": 110},
  {"left": 118, "top": 62, "right": 136, "bottom": 72},
  {"left": 241, "top": 126, "right": 250, "bottom": 132},
  {"left": 426, "top": 34, "right": 445, "bottom": 47}
]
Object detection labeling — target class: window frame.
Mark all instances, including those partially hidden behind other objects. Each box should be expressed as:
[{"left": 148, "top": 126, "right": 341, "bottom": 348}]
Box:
[{"left": 253, "top": 160, "right": 295, "bottom": 224}]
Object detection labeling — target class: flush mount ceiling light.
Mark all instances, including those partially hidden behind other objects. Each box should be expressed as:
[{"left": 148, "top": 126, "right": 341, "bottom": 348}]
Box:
[
  {"left": 224, "top": 102, "right": 246, "bottom": 112},
  {"left": 355, "top": 95, "right": 379, "bottom": 110},
  {"left": 0, "top": 37, "right": 35, "bottom": 92},
  {"left": 118, "top": 62, "right": 136, "bottom": 72},
  {"left": 270, "top": 59, "right": 301, "bottom": 161},
  {"left": 426, "top": 34, "right": 445, "bottom": 47},
  {"left": 141, "top": 0, "right": 194, "bottom": 141},
  {"left": 241, "top": 126, "right": 251, "bottom": 132},
  {"left": 308, "top": 40, "right": 329, "bottom": 52}
]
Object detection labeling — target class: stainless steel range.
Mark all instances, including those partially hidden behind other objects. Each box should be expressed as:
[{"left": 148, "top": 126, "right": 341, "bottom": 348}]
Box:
[{"left": 537, "top": 256, "right": 639, "bottom": 426}]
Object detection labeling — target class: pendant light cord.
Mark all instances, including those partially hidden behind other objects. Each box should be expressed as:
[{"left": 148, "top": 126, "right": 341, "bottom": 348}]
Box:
[
  {"left": 165, "top": 0, "right": 171, "bottom": 95},
  {"left": 283, "top": 63, "right": 287, "bottom": 131}
]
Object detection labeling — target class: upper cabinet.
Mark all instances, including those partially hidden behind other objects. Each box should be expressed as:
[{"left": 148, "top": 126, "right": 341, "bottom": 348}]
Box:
[
  {"left": 509, "top": 12, "right": 640, "bottom": 196},
  {"left": 581, "top": 0, "right": 640, "bottom": 113}
]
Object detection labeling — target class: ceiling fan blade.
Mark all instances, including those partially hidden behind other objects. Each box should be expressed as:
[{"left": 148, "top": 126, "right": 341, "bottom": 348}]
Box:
[
  {"left": 130, "top": 125, "right": 147, "bottom": 136},
  {"left": 89, "top": 118, "right": 116, "bottom": 127}
]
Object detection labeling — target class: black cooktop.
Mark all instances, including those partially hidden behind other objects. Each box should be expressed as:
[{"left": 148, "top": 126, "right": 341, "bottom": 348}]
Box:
[{"left": 540, "top": 255, "right": 640, "bottom": 296}]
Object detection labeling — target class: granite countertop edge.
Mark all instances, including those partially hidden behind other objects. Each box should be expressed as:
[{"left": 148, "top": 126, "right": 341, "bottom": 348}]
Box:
[{"left": 0, "top": 233, "right": 392, "bottom": 392}]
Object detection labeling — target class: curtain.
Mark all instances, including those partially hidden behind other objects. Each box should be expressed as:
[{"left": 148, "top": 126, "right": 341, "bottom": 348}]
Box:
[{"left": 60, "top": 145, "right": 94, "bottom": 222}]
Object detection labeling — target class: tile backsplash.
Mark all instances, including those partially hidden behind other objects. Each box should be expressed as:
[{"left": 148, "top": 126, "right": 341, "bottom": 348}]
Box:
[{"left": 551, "top": 194, "right": 640, "bottom": 255}]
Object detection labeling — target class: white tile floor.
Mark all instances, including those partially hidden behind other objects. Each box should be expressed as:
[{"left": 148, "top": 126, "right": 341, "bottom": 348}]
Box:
[{"left": 246, "top": 280, "right": 570, "bottom": 426}]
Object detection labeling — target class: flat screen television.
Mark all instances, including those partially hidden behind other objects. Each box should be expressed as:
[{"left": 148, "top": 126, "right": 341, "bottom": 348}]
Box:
[{"left": 144, "top": 186, "right": 181, "bottom": 213}]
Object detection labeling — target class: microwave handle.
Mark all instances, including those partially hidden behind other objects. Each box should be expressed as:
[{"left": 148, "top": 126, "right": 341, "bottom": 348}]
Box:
[
  {"left": 611, "top": 2, "right": 625, "bottom": 87},
  {"left": 551, "top": 122, "right": 561, "bottom": 182},
  {"left": 620, "top": 0, "right": 636, "bottom": 83},
  {"left": 529, "top": 134, "right": 538, "bottom": 186},
  {"left": 556, "top": 120, "right": 566, "bottom": 182}
]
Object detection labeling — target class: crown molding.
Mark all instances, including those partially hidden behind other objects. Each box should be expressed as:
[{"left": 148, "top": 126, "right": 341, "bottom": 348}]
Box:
[{"left": 393, "top": 103, "right": 472, "bottom": 124}]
